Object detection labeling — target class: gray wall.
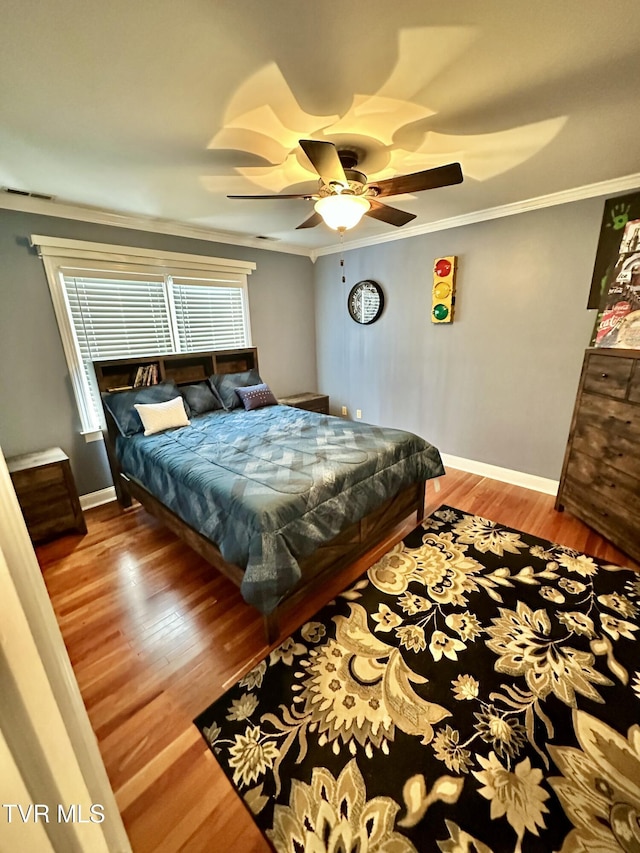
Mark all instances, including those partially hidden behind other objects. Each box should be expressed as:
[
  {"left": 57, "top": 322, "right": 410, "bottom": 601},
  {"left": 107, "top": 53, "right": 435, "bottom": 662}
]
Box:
[
  {"left": 0, "top": 210, "right": 316, "bottom": 493},
  {"left": 314, "top": 199, "right": 604, "bottom": 481}
]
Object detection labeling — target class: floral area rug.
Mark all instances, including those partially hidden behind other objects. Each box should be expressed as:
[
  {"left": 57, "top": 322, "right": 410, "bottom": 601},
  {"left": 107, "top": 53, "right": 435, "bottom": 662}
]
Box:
[{"left": 194, "top": 505, "right": 640, "bottom": 852}]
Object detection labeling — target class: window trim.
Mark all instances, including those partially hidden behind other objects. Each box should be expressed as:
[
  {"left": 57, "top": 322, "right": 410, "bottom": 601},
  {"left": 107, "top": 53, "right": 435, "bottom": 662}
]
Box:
[{"left": 32, "top": 236, "right": 256, "bottom": 442}]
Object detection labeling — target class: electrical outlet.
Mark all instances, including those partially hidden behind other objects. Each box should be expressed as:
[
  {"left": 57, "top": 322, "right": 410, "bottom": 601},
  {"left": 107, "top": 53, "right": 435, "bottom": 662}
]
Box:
[
  {"left": 341, "top": 405, "right": 348, "bottom": 416},
  {"left": 356, "top": 409, "right": 362, "bottom": 419}
]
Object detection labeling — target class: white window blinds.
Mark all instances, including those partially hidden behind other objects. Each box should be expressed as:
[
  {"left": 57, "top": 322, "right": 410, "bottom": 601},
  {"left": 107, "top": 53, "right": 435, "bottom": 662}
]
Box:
[
  {"left": 172, "top": 281, "right": 247, "bottom": 351},
  {"left": 64, "top": 274, "right": 174, "bottom": 361}
]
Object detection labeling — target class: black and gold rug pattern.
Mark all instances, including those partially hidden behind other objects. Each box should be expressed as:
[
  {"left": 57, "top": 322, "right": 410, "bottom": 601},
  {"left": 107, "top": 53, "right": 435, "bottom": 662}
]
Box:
[{"left": 195, "top": 506, "right": 640, "bottom": 852}]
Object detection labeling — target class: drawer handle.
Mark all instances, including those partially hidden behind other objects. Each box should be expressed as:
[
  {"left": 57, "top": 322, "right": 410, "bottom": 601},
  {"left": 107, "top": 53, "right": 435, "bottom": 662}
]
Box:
[
  {"left": 626, "top": 420, "right": 632, "bottom": 425},
  {"left": 618, "top": 452, "right": 624, "bottom": 457},
  {"left": 601, "top": 511, "right": 609, "bottom": 517},
  {"left": 609, "top": 483, "right": 616, "bottom": 489},
  {"left": 601, "top": 372, "right": 608, "bottom": 378}
]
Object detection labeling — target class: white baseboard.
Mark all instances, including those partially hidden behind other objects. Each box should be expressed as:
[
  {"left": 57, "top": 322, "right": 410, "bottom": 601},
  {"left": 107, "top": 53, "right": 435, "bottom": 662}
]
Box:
[
  {"left": 440, "top": 453, "right": 559, "bottom": 496},
  {"left": 80, "top": 486, "right": 116, "bottom": 510}
]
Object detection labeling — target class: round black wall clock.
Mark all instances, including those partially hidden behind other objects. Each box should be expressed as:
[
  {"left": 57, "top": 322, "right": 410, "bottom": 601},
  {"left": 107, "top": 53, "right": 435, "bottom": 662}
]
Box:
[{"left": 348, "top": 280, "right": 384, "bottom": 325}]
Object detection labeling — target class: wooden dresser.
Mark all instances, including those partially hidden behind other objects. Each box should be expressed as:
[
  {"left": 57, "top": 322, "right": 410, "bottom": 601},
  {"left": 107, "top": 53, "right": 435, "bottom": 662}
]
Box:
[
  {"left": 279, "top": 392, "right": 330, "bottom": 415},
  {"left": 7, "top": 447, "right": 87, "bottom": 543},
  {"left": 556, "top": 348, "right": 640, "bottom": 563}
]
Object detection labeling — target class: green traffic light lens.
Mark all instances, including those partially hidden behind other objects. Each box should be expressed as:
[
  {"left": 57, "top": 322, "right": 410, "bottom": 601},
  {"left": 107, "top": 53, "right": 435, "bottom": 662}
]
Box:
[{"left": 433, "top": 303, "right": 449, "bottom": 320}]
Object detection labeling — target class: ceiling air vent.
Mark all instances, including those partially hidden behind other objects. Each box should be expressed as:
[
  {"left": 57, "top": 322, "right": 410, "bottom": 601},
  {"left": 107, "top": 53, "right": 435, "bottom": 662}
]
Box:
[{"left": 2, "top": 187, "right": 55, "bottom": 201}]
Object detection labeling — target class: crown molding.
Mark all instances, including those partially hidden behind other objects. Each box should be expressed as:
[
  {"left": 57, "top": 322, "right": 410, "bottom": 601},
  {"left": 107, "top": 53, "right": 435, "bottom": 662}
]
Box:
[
  {"left": 309, "top": 171, "right": 640, "bottom": 260},
  {"left": 0, "top": 192, "right": 312, "bottom": 257},
  {"left": 3, "top": 170, "right": 640, "bottom": 263}
]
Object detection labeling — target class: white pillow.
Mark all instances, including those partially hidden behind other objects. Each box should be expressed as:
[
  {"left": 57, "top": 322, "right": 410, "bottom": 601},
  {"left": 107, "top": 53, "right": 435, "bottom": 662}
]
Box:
[{"left": 134, "top": 396, "right": 190, "bottom": 436}]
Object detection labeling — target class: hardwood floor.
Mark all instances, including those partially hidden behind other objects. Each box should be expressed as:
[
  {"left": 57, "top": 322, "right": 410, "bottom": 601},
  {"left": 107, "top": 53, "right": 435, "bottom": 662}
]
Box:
[{"left": 36, "top": 469, "right": 638, "bottom": 852}]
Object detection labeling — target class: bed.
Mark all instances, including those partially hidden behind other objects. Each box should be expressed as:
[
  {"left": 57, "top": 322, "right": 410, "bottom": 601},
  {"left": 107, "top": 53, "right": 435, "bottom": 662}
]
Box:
[{"left": 94, "top": 348, "right": 445, "bottom": 640}]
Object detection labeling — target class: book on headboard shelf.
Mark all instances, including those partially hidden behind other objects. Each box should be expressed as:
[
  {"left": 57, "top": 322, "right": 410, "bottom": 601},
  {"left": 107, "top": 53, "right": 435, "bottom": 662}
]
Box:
[{"left": 133, "top": 364, "right": 159, "bottom": 387}]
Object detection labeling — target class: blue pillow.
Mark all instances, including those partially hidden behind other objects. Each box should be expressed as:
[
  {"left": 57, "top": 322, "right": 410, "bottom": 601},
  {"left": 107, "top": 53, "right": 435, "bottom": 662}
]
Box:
[
  {"left": 103, "top": 381, "right": 181, "bottom": 436},
  {"left": 180, "top": 381, "right": 224, "bottom": 416},
  {"left": 208, "top": 369, "right": 262, "bottom": 410},
  {"left": 235, "top": 383, "right": 278, "bottom": 411}
]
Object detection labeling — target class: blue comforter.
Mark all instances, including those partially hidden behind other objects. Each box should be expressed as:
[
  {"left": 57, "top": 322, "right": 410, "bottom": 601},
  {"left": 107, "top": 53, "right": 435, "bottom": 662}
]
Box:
[{"left": 117, "top": 405, "right": 444, "bottom": 613}]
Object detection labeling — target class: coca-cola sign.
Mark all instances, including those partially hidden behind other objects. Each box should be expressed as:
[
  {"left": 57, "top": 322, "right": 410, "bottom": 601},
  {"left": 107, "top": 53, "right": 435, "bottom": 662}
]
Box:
[{"left": 595, "top": 301, "right": 631, "bottom": 344}]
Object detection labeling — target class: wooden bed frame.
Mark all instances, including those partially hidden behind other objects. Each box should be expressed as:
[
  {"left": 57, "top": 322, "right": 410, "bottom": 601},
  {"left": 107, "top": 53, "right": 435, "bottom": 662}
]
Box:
[{"left": 94, "top": 348, "right": 426, "bottom": 643}]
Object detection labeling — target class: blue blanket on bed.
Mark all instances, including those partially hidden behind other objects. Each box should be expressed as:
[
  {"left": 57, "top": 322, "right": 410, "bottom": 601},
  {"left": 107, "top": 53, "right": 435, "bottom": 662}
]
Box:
[{"left": 116, "top": 405, "right": 444, "bottom": 614}]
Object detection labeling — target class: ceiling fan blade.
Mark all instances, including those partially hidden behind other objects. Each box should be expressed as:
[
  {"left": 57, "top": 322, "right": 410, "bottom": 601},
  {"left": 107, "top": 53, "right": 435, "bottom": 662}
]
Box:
[
  {"left": 365, "top": 198, "right": 416, "bottom": 227},
  {"left": 227, "top": 193, "right": 316, "bottom": 199},
  {"left": 299, "top": 139, "right": 348, "bottom": 188},
  {"left": 296, "top": 211, "right": 323, "bottom": 229},
  {"left": 371, "top": 162, "right": 463, "bottom": 198}
]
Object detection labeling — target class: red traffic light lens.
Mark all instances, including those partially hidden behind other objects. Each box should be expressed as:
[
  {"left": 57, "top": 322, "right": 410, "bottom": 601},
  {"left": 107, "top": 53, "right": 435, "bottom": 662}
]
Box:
[{"left": 434, "top": 258, "right": 452, "bottom": 277}]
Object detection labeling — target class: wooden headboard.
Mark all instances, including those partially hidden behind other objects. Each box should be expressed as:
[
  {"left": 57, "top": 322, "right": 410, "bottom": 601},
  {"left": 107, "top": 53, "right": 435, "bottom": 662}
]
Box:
[
  {"left": 93, "top": 347, "right": 259, "bottom": 505},
  {"left": 93, "top": 347, "right": 259, "bottom": 394}
]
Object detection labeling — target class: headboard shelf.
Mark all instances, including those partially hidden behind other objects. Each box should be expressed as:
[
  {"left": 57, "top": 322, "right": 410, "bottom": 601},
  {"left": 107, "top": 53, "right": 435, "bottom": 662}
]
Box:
[
  {"left": 92, "top": 355, "right": 162, "bottom": 392},
  {"left": 93, "top": 347, "right": 259, "bottom": 394},
  {"left": 213, "top": 350, "right": 258, "bottom": 374},
  {"left": 164, "top": 356, "right": 210, "bottom": 385}
]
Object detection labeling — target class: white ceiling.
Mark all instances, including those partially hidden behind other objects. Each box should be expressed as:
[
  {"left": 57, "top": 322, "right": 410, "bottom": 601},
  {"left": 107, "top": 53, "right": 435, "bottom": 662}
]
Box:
[{"left": 2, "top": 0, "right": 640, "bottom": 251}]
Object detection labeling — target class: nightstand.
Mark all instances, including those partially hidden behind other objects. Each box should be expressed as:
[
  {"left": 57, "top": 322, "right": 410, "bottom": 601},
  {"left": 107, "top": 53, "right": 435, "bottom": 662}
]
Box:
[
  {"left": 279, "top": 392, "right": 330, "bottom": 415},
  {"left": 7, "top": 447, "right": 87, "bottom": 543}
]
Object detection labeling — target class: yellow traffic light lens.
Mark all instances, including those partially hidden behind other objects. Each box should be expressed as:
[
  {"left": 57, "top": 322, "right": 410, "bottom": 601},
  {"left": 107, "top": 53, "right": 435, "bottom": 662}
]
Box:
[{"left": 433, "top": 281, "right": 451, "bottom": 299}]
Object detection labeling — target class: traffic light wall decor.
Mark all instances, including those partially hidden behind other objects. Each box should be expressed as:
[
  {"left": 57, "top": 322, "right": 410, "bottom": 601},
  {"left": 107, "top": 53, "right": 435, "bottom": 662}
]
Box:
[{"left": 432, "top": 255, "right": 457, "bottom": 324}]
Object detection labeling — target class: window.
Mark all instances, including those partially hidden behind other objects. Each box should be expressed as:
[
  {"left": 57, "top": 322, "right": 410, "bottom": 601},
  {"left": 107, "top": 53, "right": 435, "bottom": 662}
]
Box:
[
  {"left": 32, "top": 236, "right": 255, "bottom": 438},
  {"left": 172, "top": 279, "right": 247, "bottom": 352}
]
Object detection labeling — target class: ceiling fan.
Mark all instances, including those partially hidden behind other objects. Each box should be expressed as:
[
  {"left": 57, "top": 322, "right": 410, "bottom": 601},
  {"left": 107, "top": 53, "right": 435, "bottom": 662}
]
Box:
[{"left": 227, "top": 139, "right": 463, "bottom": 231}]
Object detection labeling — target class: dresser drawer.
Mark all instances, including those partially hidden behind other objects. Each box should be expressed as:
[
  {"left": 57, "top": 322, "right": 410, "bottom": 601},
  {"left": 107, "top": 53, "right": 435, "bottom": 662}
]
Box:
[
  {"left": 10, "top": 463, "right": 65, "bottom": 493},
  {"left": 302, "top": 398, "right": 330, "bottom": 414},
  {"left": 583, "top": 354, "right": 633, "bottom": 399},
  {"left": 578, "top": 392, "right": 640, "bottom": 438},
  {"left": 28, "top": 510, "right": 80, "bottom": 542},
  {"left": 571, "top": 421, "right": 640, "bottom": 481},
  {"left": 564, "top": 449, "right": 640, "bottom": 519},
  {"left": 17, "top": 481, "right": 74, "bottom": 518},
  {"left": 562, "top": 481, "right": 640, "bottom": 564}
]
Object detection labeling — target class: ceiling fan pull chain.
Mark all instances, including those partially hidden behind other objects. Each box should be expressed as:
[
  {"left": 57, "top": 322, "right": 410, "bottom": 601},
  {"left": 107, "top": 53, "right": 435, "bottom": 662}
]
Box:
[{"left": 340, "top": 230, "right": 346, "bottom": 284}]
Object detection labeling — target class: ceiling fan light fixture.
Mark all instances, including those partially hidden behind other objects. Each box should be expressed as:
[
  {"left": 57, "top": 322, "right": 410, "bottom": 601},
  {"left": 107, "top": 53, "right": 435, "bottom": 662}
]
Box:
[{"left": 314, "top": 194, "right": 370, "bottom": 231}]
